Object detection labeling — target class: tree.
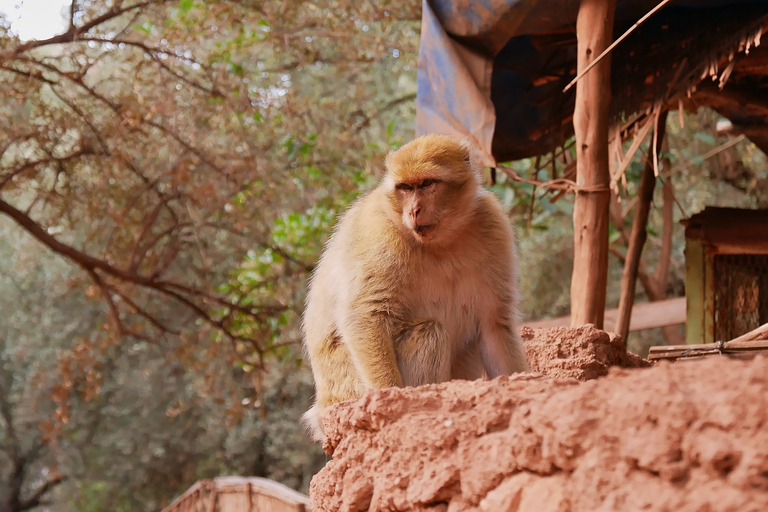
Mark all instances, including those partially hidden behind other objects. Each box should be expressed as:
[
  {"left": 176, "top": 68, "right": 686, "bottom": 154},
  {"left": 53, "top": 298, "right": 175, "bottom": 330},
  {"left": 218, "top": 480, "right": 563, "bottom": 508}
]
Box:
[{"left": 1, "top": 0, "right": 420, "bottom": 509}]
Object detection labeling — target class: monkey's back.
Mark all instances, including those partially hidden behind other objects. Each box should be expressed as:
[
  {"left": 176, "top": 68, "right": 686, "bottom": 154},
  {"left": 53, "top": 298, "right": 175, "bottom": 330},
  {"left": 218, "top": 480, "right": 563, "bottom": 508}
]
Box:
[{"left": 302, "top": 191, "right": 396, "bottom": 407}]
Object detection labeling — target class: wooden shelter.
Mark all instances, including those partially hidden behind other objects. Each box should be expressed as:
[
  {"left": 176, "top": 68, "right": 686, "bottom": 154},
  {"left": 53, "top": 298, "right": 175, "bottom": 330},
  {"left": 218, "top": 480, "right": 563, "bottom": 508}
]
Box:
[
  {"left": 416, "top": 0, "right": 768, "bottom": 333},
  {"left": 683, "top": 207, "right": 768, "bottom": 345},
  {"left": 160, "top": 476, "right": 311, "bottom": 512}
]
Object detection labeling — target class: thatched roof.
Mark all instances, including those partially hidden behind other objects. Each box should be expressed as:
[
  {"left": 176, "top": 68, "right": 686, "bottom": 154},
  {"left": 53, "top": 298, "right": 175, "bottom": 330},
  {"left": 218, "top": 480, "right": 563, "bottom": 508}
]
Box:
[{"left": 416, "top": 0, "right": 768, "bottom": 164}]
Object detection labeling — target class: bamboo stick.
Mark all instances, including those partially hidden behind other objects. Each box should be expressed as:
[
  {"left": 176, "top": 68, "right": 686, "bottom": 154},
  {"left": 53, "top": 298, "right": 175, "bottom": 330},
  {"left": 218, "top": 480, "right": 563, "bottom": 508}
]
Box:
[
  {"left": 648, "top": 322, "right": 768, "bottom": 361},
  {"left": 616, "top": 111, "right": 668, "bottom": 344}
]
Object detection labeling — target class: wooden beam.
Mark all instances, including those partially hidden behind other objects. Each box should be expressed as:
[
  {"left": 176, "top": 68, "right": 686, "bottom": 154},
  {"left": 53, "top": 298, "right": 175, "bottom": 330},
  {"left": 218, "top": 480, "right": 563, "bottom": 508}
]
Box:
[
  {"left": 684, "top": 207, "right": 768, "bottom": 255},
  {"left": 524, "top": 296, "right": 686, "bottom": 332},
  {"left": 616, "top": 111, "right": 668, "bottom": 343},
  {"left": 684, "top": 238, "right": 706, "bottom": 345},
  {"left": 570, "top": 0, "right": 617, "bottom": 328}
]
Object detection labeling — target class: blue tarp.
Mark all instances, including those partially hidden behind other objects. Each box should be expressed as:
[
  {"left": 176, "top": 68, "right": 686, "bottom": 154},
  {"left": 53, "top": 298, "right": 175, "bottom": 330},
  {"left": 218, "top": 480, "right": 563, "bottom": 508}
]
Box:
[{"left": 416, "top": 0, "right": 768, "bottom": 164}]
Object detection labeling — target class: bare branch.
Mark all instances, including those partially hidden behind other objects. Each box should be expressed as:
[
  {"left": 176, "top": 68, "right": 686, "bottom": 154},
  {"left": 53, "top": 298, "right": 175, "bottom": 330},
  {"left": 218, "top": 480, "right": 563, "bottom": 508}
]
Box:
[
  {"left": 19, "top": 475, "right": 68, "bottom": 511},
  {"left": 348, "top": 93, "right": 416, "bottom": 133},
  {"left": 81, "top": 36, "right": 222, "bottom": 97},
  {"left": 69, "top": 0, "right": 78, "bottom": 30},
  {"left": 0, "top": 197, "right": 283, "bottom": 354},
  {"left": 0, "top": 148, "right": 94, "bottom": 189},
  {"left": 0, "top": 64, "right": 59, "bottom": 85},
  {"left": 12, "top": 1, "right": 173, "bottom": 54}
]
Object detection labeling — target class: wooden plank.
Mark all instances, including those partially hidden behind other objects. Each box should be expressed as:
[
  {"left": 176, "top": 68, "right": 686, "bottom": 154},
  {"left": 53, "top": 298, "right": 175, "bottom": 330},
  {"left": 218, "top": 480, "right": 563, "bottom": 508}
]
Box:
[
  {"left": 523, "top": 296, "right": 686, "bottom": 332},
  {"left": 685, "top": 238, "right": 705, "bottom": 345},
  {"left": 684, "top": 207, "right": 768, "bottom": 254},
  {"left": 704, "top": 248, "right": 715, "bottom": 344},
  {"left": 214, "top": 477, "right": 311, "bottom": 508},
  {"left": 616, "top": 111, "right": 668, "bottom": 343},
  {"left": 570, "top": 0, "right": 617, "bottom": 329}
]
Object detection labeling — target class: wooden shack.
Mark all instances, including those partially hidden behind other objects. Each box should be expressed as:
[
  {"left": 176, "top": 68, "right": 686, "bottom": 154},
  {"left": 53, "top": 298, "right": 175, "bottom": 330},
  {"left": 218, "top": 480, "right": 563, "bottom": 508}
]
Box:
[
  {"left": 160, "top": 476, "right": 311, "bottom": 512},
  {"left": 416, "top": 0, "right": 768, "bottom": 336},
  {"left": 684, "top": 207, "right": 768, "bottom": 344}
]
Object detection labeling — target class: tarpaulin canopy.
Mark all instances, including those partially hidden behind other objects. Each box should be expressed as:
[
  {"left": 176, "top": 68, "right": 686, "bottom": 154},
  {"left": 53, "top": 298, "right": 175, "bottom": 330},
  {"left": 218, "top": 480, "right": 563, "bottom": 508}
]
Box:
[{"left": 416, "top": 0, "right": 768, "bottom": 165}]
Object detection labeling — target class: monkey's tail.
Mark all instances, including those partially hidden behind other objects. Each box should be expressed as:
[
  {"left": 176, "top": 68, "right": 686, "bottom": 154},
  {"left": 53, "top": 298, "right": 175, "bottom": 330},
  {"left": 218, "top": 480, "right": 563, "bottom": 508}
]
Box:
[{"left": 301, "top": 403, "right": 326, "bottom": 443}]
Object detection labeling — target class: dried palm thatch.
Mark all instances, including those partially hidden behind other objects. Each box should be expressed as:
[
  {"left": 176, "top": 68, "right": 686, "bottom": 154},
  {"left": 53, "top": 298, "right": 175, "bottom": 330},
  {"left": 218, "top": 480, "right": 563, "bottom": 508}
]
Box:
[{"left": 515, "top": 2, "right": 768, "bottom": 161}]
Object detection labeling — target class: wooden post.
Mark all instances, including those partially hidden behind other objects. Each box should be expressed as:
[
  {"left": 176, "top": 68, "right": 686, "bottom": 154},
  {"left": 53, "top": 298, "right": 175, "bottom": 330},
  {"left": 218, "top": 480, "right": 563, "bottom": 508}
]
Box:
[
  {"left": 616, "top": 111, "right": 668, "bottom": 343},
  {"left": 570, "top": 0, "right": 617, "bottom": 328},
  {"left": 685, "top": 237, "right": 705, "bottom": 344}
]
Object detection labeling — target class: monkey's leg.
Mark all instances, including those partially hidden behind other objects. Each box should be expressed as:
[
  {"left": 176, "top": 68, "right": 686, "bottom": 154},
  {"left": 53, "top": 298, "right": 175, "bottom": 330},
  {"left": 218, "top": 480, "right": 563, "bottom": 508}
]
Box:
[
  {"left": 395, "top": 319, "right": 452, "bottom": 386},
  {"left": 479, "top": 316, "right": 530, "bottom": 376},
  {"left": 450, "top": 340, "right": 487, "bottom": 381}
]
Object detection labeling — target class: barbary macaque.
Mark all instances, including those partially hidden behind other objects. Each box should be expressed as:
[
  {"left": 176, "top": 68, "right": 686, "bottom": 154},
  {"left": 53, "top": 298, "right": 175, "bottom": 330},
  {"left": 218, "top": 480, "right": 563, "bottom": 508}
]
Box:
[{"left": 302, "top": 134, "right": 529, "bottom": 440}]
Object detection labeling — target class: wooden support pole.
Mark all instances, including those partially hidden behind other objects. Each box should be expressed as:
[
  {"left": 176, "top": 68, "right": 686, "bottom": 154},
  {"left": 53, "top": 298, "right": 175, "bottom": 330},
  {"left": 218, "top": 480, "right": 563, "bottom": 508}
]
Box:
[
  {"left": 616, "top": 110, "right": 668, "bottom": 343},
  {"left": 570, "top": 0, "right": 616, "bottom": 328}
]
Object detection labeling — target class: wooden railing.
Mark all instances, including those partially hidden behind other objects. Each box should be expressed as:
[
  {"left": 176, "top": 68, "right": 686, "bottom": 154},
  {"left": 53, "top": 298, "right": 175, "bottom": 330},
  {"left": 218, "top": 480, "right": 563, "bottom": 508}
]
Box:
[
  {"left": 161, "top": 476, "right": 311, "bottom": 512},
  {"left": 523, "top": 296, "right": 686, "bottom": 332}
]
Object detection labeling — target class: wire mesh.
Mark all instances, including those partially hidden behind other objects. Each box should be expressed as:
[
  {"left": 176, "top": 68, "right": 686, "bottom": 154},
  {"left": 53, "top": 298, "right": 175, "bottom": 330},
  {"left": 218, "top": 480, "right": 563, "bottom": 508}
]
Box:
[{"left": 713, "top": 254, "right": 768, "bottom": 341}]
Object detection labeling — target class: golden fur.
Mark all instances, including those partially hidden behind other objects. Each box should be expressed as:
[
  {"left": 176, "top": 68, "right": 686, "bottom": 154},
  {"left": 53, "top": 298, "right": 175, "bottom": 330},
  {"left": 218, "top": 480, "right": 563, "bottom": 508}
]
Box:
[{"left": 302, "top": 134, "right": 529, "bottom": 440}]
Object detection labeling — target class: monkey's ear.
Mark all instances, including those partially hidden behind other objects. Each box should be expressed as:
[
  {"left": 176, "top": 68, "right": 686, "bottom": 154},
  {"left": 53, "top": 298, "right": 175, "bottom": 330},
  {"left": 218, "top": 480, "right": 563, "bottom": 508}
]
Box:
[
  {"left": 459, "top": 137, "right": 475, "bottom": 165},
  {"left": 384, "top": 149, "right": 396, "bottom": 174}
]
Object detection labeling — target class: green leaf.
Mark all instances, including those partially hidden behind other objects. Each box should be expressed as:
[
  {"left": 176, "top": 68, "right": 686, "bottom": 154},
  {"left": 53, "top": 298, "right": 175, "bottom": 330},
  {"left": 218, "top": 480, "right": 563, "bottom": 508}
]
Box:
[
  {"left": 386, "top": 119, "right": 395, "bottom": 140},
  {"left": 694, "top": 132, "right": 716, "bottom": 145},
  {"left": 179, "top": 0, "right": 194, "bottom": 14},
  {"left": 132, "top": 22, "right": 152, "bottom": 34}
]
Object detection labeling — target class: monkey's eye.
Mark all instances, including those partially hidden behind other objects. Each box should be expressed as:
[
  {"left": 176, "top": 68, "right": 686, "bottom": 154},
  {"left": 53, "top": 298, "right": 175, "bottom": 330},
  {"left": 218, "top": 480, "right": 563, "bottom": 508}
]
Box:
[
  {"left": 395, "top": 183, "right": 414, "bottom": 191},
  {"left": 421, "top": 179, "right": 439, "bottom": 188}
]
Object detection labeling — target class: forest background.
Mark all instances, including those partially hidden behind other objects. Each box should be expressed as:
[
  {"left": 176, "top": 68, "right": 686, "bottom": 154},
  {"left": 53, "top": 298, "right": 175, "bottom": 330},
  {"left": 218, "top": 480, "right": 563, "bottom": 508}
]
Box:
[{"left": 0, "top": 1, "right": 766, "bottom": 511}]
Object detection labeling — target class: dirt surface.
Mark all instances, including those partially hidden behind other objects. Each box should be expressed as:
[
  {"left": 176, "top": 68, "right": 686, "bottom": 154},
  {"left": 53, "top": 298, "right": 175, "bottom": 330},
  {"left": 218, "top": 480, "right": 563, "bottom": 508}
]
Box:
[
  {"left": 310, "top": 328, "right": 768, "bottom": 512},
  {"left": 522, "top": 324, "right": 651, "bottom": 380}
]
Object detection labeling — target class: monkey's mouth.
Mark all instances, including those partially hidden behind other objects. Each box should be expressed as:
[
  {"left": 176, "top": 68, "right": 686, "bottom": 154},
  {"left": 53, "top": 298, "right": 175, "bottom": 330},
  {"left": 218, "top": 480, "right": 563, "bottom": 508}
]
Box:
[{"left": 413, "top": 224, "right": 434, "bottom": 237}]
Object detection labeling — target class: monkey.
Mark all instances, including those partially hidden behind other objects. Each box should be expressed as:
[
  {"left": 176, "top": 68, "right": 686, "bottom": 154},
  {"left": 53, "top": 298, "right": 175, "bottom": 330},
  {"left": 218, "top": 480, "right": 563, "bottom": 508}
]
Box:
[{"left": 302, "top": 133, "right": 529, "bottom": 441}]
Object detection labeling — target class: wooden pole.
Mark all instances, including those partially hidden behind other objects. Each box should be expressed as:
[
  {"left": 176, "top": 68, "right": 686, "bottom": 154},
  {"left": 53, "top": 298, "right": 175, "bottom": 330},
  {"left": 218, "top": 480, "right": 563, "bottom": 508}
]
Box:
[
  {"left": 616, "top": 110, "right": 668, "bottom": 343},
  {"left": 570, "top": 0, "right": 616, "bottom": 328}
]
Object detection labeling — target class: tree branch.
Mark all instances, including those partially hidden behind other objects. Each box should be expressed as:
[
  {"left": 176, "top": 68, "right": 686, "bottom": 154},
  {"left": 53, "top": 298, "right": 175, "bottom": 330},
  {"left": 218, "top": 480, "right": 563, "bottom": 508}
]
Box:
[
  {"left": 12, "top": 1, "right": 172, "bottom": 54},
  {"left": 0, "top": 148, "right": 94, "bottom": 189},
  {"left": 19, "top": 475, "right": 68, "bottom": 511},
  {"left": 0, "top": 197, "right": 284, "bottom": 353}
]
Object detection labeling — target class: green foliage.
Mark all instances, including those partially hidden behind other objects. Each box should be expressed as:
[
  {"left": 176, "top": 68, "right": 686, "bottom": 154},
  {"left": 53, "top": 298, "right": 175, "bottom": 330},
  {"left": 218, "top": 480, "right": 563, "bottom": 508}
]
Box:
[
  {"left": 0, "top": 0, "right": 419, "bottom": 510},
  {"left": 219, "top": 205, "right": 338, "bottom": 365},
  {"left": 2, "top": 1, "right": 766, "bottom": 511}
]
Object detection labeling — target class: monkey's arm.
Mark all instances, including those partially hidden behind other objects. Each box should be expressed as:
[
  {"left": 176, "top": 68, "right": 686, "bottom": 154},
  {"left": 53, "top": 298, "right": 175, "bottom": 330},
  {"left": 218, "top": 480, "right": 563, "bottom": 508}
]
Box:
[
  {"left": 343, "top": 291, "right": 404, "bottom": 389},
  {"left": 476, "top": 194, "right": 530, "bottom": 375}
]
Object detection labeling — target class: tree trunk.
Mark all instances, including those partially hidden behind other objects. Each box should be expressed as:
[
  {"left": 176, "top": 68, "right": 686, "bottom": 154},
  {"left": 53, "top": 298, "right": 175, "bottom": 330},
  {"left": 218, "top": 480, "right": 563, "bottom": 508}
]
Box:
[
  {"left": 616, "top": 110, "right": 668, "bottom": 342},
  {"left": 570, "top": 0, "right": 617, "bottom": 328}
]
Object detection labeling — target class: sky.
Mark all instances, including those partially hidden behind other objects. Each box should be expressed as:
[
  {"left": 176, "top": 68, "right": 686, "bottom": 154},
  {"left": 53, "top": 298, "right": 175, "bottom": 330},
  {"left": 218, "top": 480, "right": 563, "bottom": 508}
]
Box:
[{"left": 0, "top": 0, "right": 69, "bottom": 41}]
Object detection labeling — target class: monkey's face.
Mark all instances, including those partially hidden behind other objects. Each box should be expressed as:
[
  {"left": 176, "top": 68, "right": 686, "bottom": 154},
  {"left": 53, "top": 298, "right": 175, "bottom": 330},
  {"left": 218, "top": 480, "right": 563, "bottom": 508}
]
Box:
[
  {"left": 393, "top": 178, "right": 443, "bottom": 242},
  {"left": 384, "top": 134, "right": 480, "bottom": 245}
]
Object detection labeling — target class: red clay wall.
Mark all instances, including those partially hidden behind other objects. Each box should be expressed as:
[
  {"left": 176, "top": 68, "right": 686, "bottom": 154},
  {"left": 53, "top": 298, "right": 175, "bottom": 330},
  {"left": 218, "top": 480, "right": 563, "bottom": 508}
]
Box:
[{"left": 310, "top": 327, "right": 768, "bottom": 512}]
